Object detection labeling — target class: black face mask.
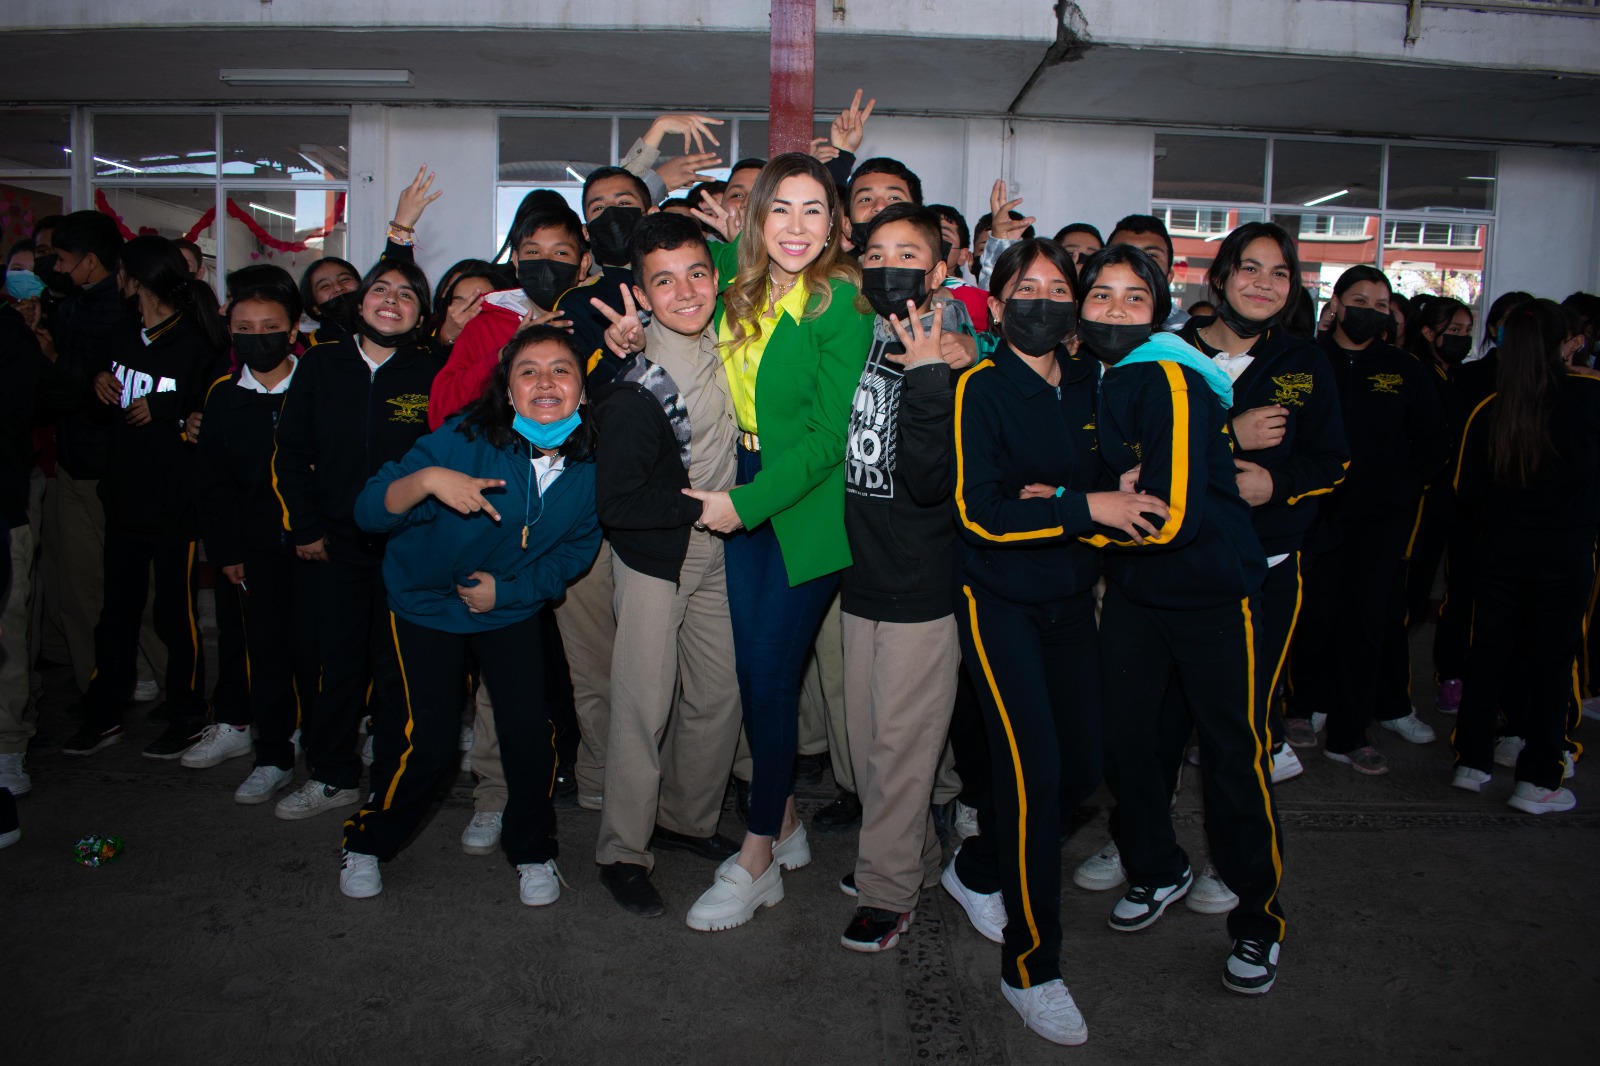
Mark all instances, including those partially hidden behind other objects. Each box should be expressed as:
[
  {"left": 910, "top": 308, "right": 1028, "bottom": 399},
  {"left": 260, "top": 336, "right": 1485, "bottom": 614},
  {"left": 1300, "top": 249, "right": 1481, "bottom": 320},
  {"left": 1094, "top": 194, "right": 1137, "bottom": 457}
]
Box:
[
  {"left": 1438, "top": 333, "right": 1472, "bottom": 364},
  {"left": 1003, "top": 298, "right": 1078, "bottom": 357},
  {"left": 1078, "top": 319, "right": 1152, "bottom": 364},
  {"left": 233, "top": 331, "right": 292, "bottom": 375},
  {"left": 861, "top": 267, "right": 931, "bottom": 322},
  {"left": 587, "top": 206, "right": 644, "bottom": 267},
  {"left": 32, "top": 252, "right": 73, "bottom": 293},
  {"left": 1338, "top": 305, "right": 1390, "bottom": 345},
  {"left": 1214, "top": 296, "right": 1275, "bottom": 339},
  {"left": 318, "top": 290, "right": 358, "bottom": 330},
  {"left": 516, "top": 258, "right": 580, "bottom": 311},
  {"left": 357, "top": 317, "right": 425, "bottom": 352}
]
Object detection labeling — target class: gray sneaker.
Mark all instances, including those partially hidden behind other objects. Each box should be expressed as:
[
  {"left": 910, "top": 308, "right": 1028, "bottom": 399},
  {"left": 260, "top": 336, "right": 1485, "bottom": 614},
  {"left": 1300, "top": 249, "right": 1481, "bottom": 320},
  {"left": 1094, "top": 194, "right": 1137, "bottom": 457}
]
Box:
[{"left": 274, "top": 779, "right": 362, "bottom": 821}]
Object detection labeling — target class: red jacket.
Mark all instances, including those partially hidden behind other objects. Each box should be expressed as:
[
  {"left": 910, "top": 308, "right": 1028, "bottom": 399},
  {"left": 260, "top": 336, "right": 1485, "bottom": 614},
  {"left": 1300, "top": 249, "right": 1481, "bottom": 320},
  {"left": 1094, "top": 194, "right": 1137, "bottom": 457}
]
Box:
[
  {"left": 426, "top": 290, "right": 530, "bottom": 431},
  {"left": 945, "top": 281, "right": 990, "bottom": 332}
]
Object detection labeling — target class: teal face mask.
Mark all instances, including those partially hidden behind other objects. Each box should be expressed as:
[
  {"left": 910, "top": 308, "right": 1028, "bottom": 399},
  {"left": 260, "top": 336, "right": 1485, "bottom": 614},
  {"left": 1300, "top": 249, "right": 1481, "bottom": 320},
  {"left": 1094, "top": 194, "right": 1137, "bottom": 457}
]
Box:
[
  {"left": 513, "top": 408, "right": 581, "bottom": 449},
  {"left": 5, "top": 270, "right": 47, "bottom": 301}
]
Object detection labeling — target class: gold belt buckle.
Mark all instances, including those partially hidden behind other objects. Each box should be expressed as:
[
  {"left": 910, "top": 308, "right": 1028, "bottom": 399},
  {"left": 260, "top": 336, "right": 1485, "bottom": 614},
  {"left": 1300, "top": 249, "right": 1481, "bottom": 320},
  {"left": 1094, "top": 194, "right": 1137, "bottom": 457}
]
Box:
[{"left": 740, "top": 432, "right": 761, "bottom": 452}]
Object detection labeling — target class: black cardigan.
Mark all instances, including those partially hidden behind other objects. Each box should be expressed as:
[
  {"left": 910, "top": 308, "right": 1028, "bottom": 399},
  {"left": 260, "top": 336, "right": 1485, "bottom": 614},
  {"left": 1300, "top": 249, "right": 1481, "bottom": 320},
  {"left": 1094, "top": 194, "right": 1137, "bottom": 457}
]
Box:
[{"left": 591, "top": 380, "right": 704, "bottom": 582}]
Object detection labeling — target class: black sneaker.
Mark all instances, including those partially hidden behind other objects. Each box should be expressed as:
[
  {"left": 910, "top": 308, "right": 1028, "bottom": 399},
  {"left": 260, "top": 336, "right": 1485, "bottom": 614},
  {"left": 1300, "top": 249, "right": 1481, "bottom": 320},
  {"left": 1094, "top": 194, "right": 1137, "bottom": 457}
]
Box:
[
  {"left": 793, "top": 752, "right": 828, "bottom": 789},
  {"left": 1107, "top": 866, "right": 1192, "bottom": 932},
  {"left": 598, "top": 862, "right": 664, "bottom": 918},
  {"left": 62, "top": 721, "right": 126, "bottom": 756},
  {"left": 840, "top": 907, "right": 912, "bottom": 953},
  {"left": 838, "top": 871, "right": 857, "bottom": 897},
  {"left": 1223, "top": 937, "right": 1280, "bottom": 995},
  {"left": 812, "top": 790, "right": 862, "bottom": 833},
  {"left": 142, "top": 720, "right": 206, "bottom": 760},
  {"left": 552, "top": 756, "right": 577, "bottom": 797}
]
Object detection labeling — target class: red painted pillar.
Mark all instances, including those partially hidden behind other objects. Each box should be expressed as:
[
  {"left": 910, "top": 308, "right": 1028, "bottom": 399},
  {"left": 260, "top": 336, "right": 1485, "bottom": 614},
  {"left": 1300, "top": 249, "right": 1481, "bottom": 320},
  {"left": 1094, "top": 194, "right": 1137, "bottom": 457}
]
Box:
[{"left": 769, "top": 0, "right": 816, "bottom": 156}]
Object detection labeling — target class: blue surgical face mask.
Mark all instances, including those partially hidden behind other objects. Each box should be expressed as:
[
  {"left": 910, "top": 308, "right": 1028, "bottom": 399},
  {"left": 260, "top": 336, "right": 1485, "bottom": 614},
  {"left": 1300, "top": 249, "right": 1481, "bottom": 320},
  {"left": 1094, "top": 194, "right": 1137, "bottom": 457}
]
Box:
[
  {"left": 513, "top": 408, "right": 582, "bottom": 449},
  {"left": 5, "top": 269, "right": 47, "bottom": 301}
]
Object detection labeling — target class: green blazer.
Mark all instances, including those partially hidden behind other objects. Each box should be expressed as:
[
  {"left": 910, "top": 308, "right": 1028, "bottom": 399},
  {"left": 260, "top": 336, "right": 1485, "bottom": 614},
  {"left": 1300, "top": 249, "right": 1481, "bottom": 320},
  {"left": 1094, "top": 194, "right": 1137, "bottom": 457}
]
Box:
[{"left": 711, "top": 240, "right": 873, "bottom": 585}]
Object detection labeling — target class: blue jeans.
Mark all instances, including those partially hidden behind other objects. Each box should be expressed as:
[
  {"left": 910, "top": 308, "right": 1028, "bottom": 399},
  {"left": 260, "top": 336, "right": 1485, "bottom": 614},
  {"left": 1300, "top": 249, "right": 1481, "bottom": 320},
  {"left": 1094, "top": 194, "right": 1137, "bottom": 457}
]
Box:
[{"left": 723, "top": 445, "right": 839, "bottom": 836}]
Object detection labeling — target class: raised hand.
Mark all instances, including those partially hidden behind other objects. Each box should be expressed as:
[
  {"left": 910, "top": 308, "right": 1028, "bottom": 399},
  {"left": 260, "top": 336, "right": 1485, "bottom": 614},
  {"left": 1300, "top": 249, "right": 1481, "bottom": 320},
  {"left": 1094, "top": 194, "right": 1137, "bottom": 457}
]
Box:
[
  {"left": 439, "top": 288, "right": 486, "bottom": 346},
  {"left": 690, "top": 196, "right": 742, "bottom": 242},
  {"left": 809, "top": 137, "right": 841, "bottom": 164},
  {"left": 522, "top": 306, "right": 573, "bottom": 333},
  {"left": 425, "top": 468, "right": 506, "bottom": 522},
  {"left": 988, "top": 178, "right": 1035, "bottom": 241},
  {"left": 656, "top": 151, "right": 723, "bottom": 193},
  {"left": 885, "top": 299, "right": 944, "bottom": 366},
  {"left": 394, "top": 164, "right": 443, "bottom": 230},
  {"left": 591, "top": 284, "right": 646, "bottom": 358},
  {"left": 829, "top": 88, "right": 876, "bottom": 153},
  {"left": 644, "top": 113, "right": 725, "bottom": 155}
]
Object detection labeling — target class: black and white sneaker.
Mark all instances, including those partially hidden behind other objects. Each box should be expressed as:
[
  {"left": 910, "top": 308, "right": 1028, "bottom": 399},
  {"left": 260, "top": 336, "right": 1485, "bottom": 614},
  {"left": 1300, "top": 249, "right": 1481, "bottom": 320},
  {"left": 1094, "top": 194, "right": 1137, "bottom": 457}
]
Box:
[
  {"left": 1107, "top": 866, "right": 1192, "bottom": 932},
  {"left": 142, "top": 720, "right": 206, "bottom": 760},
  {"left": 838, "top": 871, "right": 857, "bottom": 897},
  {"left": 1222, "top": 937, "right": 1280, "bottom": 995},
  {"left": 840, "top": 907, "right": 912, "bottom": 953},
  {"left": 62, "top": 722, "right": 125, "bottom": 756}
]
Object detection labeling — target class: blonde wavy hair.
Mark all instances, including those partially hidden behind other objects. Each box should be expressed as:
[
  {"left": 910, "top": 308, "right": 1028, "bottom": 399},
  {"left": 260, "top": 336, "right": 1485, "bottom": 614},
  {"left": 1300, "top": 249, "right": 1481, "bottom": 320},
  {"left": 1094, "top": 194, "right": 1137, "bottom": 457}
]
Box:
[{"left": 721, "top": 152, "right": 861, "bottom": 353}]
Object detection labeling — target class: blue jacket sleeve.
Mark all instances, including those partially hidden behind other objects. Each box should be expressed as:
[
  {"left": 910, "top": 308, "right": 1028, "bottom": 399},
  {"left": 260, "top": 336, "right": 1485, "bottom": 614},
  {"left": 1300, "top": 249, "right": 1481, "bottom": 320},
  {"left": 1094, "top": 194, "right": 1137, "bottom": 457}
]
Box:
[
  {"left": 354, "top": 428, "right": 453, "bottom": 534},
  {"left": 495, "top": 473, "right": 602, "bottom": 611}
]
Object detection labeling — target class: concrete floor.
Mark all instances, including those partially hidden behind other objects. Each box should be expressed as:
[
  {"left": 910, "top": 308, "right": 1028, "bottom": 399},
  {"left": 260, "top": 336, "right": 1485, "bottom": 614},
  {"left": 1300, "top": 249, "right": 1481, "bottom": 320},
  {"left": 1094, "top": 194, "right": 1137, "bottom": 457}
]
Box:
[{"left": 4, "top": 619, "right": 1597, "bottom": 1065}]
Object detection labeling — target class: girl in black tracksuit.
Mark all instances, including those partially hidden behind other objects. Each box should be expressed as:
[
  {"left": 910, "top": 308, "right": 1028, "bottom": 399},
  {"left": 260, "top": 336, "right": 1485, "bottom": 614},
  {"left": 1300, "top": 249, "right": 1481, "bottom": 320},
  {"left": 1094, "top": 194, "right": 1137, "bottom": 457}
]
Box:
[
  {"left": 69, "top": 236, "right": 226, "bottom": 758},
  {"left": 271, "top": 259, "right": 444, "bottom": 813},
  {"left": 1452, "top": 299, "right": 1600, "bottom": 813},
  {"left": 1080, "top": 244, "right": 1283, "bottom": 996},
  {"left": 195, "top": 272, "right": 309, "bottom": 797}
]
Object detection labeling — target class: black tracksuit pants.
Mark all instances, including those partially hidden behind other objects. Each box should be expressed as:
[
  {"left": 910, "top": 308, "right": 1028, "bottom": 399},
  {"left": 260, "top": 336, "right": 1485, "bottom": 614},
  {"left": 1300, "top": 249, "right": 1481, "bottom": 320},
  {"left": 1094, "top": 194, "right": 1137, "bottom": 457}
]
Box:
[
  {"left": 212, "top": 552, "right": 302, "bottom": 770},
  {"left": 1452, "top": 526, "right": 1592, "bottom": 790},
  {"left": 86, "top": 533, "right": 205, "bottom": 727},
  {"left": 212, "top": 574, "right": 250, "bottom": 727},
  {"left": 343, "top": 611, "right": 557, "bottom": 867},
  {"left": 955, "top": 585, "right": 1101, "bottom": 991},
  {"left": 298, "top": 557, "right": 400, "bottom": 791},
  {"left": 1101, "top": 583, "right": 1286, "bottom": 945}
]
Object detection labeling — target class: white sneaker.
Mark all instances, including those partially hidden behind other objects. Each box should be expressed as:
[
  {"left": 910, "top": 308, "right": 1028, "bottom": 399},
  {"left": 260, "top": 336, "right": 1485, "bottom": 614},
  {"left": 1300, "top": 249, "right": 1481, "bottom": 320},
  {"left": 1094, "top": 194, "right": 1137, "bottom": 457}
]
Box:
[
  {"left": 339, "top": 850, "right": 381, "bottom": 898},
  {"left": 1310, "top": 711, "right": 1327, "bottom": 734},
  {"left": 952, "top": 800, "right": 979, "bottom": 843},
  {"left": 1271, "top": 744, "right": 1304, "bottom": 783},
  {"left": 0, "top": 753, "right": 32, "bottom": 797},
  {"left": 771, "top": 822, "right": 811, "bottom": 871},
  {"left": 1452, "top": 766, "right": 1492, "bottom": 793},
  {"left": 1000, "top": 978, "right": 1088, "bottom": 1046},
  {"left": 1185, "top": 745, "right": 1201, "bottom": 767},
  {"left": 940, "top": 852, "right": 1006, "bottom": 944},
  {"left": 1379, "top": 711, "right": 1436, "bottom": 744},
  {"left": 577, "top": 790, "right": 603, "bottom": 811},
  {"left": 517, "top": 859, "right": 563, "bottom": 906},
  {"left": 461, "top": 811, "right": 503, "bottom": 855},
  {"left": 685, "top": 855, "right": 784, "bottom": 931},
  {"left": 132, "top": 679, "right": 159, "bottom": 702},
  {"left": 274, "top": 779, "right": 362, "bottom": 821},
  {"left": 234, "top": 765, "right": 294, "bottom": 804},
  {"left": 1072, "top": 840, "right": 1126, "bottom": 892},
  {"left": 459, "top": 726, "right": 474, "bottom": 772},
  {"left": 1584, "top": 697, "right": 1600, "bottom": 722},
  {"left": 1494, "top": 735, "right": 1526, "bottom": 767},
  {"left": 290, "top": 728, "right": 302, "bottom": 761},
  {"left": 1186, "top": 861, "right": 1238, "bottom": 914},
  {"left": 180, "top": 723, "right": 253, "bottom": 768},
  {"left": 1506, "top": 781, "right": 1577, "bottom": 815},
  {"left": 1564, "top": 751, "right": 1576, "bottom": 781},
  {"left": 360, "top": 734, "right": 374, "bottom": 768}
]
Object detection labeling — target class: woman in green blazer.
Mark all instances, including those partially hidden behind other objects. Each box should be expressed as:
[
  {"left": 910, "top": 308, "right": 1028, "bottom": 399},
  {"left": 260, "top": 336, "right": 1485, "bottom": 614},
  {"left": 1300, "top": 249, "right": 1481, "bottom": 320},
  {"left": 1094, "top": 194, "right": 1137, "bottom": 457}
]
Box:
[{"left": 681, "top": 153, "right": 873, "bottom": 931}]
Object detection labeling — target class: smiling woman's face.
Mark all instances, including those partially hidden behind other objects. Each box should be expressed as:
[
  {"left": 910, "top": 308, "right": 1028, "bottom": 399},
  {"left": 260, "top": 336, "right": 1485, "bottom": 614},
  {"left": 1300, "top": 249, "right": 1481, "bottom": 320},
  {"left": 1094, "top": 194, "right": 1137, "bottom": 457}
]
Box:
[
  {"left": 509, "top": 339, "right": 583, "bottom": 423},
  {"left": 360, "top": 270, "right": 422, "bottom": 336}
]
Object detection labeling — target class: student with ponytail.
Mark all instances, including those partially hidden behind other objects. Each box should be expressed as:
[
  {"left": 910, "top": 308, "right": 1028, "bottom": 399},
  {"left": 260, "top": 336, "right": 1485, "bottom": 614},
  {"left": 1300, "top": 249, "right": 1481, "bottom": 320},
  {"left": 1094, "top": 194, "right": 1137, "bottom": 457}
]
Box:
[
  {"left": 62, "top": 235, "right": 227, "bottom": 759},
  {"left": 1450, "top": 299, "right": 1599, "bottom": 814}
]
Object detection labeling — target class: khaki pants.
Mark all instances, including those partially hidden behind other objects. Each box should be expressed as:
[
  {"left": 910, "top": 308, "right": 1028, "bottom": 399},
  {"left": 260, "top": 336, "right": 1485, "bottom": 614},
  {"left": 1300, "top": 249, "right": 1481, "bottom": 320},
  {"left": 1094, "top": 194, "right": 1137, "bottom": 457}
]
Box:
[
  {"left": 735, "top": 591, "right": 853, "bottom": 790},
  {"left": 469, "top": 682, "right": 505, "bottom": 812},
  {"left": 843, "top": 611, "right": 960, "bottom": 913},
  {"left": 39, "top": 471, "right": 165, "bottom": 696},
  {"left": 597, "top": 532, "right": 741, "bottom": 869},
  {"left": 555, "top": 539, "right": 615, "bottom": 797},
  {"left": 0, "top": 524, "right": 37, "bottom": 754}
]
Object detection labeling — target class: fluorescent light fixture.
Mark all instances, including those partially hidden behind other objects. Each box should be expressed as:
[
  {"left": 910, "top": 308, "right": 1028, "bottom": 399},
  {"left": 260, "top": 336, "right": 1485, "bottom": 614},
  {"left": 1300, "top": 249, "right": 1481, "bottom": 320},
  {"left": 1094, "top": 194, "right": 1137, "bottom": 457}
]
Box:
[
  {"left": 564, "top": 166, "right": 585, "bottom": 183},
  {"left": 1301, "top": 189, "right": 1348, "bottom": 208},
  {"left": 94, "top": 156, "right": 142, "bottom": 174},
  {"left": 1465, "top": 175, "right": 1496, "bottom": 181},
  {"left": 248, "top": 202, "right": 297, "bottom": 222},
  {"left": 219, "top": 68, "right": 413, "bottom": 87}
]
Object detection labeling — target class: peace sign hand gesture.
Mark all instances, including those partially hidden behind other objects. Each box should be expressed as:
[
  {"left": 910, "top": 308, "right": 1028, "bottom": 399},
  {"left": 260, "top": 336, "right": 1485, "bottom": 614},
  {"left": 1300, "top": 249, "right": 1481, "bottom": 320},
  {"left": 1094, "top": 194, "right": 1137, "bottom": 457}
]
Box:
[
  {"left": 690, "top": 196, "right": 742, "bottom": 242},
  {"left": 988, "top": 178, "right": 1035, "bottom": 241},
  {"left": 424, "top": 468, "right": 506, "bottom": 522},
  {"left": 885, "top": 300, "right": 943, "bottom": 367},
  {"left": 394, "top": 164, "right": 443, "bottom": 230},
  {"left": 592, "top": 283, "right": 646, "bottom": 358},
  {"left": 830, "top": 88, "right": 876, "bottom": 153}
]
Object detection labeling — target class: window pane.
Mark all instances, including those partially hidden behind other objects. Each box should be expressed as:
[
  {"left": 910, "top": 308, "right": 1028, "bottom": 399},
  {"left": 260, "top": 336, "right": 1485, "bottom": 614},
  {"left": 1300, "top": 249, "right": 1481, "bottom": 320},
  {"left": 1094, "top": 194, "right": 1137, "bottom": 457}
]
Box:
[
  {"left": 1154, "top": 134, "right": 1266, "bottom": 203},
  {"left": 1384, "top": 220, "right": 1488, "bottom": 309},
  {"left": 220, "top": 189, "right": 348, "bottom": 288},
  {"left": 92, "top": 114, "right": 216, "bottom": 177},
  {"left": 0, "top": 110, "right": 72, "bottom": 171},
  {"left": 222, "top": 114, "right": 348, "bottom": 182},
  {"left": 1386, "top": 146, "right": 1496, "bottom": 212},
  {"left": 1270, "top": 212, "right": 1381, "bottom": 311},
  {"left": 1157, "top": 204, "right": 1266, "bottom": 311},
  {"left": 498, "top": 117, "right": 612, "bottom": 183},
  {"left": 93, "top": 184, "right": 216, "bottom": 251},
  {"left": 1270, "top": 140, "right": 1381, "bottom": 210},
  {"left": 2, "top": 178, "right": 69, "bottom": 251}
]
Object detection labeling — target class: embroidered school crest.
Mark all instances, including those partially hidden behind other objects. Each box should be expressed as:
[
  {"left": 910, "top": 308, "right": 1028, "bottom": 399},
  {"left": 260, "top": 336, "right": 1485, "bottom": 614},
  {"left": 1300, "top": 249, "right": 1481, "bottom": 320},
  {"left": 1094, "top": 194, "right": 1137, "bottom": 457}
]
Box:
[
  {"left": 1368, "top": 374, "right": 1404, "bottom": 396},
  {"left": 386, "top": 393, "right": 430, "bottom": 424},
  {"left": 1271, "top": 373, "right": 1314, "bottom": 407}
]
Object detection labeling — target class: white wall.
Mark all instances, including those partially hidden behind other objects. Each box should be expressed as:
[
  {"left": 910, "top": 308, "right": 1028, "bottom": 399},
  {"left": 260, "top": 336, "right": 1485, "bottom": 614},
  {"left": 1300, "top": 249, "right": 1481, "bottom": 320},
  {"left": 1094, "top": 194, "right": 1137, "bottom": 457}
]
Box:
[
  {"left": 1006, "top": 121, "right": 1154, "bottom": 242},
  {"left": 1491, "top": 147, "right": 1600, "bottom": 301}
]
